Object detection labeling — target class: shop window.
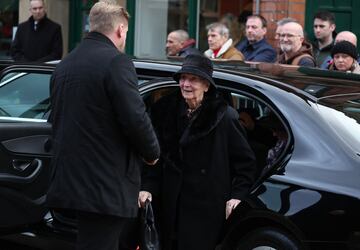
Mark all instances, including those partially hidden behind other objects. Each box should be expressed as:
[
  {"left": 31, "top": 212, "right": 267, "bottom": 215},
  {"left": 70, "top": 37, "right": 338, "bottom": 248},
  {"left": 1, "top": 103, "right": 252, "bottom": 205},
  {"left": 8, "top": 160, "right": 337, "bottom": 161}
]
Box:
[{"left": 134, "top": 0, "right": 188, "bottom": 59}]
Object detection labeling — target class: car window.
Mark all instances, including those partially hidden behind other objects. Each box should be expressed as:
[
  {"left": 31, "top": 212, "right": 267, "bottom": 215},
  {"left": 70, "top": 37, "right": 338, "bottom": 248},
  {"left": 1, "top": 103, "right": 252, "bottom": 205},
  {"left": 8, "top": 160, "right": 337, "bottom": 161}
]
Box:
[
  {"left": 142, "top": 85, "right": 290, "bottom": 179},
  {"left": 0, "top": 72, "right": 50, "bottom": 119}
]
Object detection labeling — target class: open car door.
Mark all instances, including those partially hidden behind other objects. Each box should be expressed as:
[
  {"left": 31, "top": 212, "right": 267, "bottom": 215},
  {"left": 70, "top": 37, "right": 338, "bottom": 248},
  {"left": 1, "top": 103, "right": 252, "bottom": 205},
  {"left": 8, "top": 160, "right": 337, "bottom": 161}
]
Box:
[{"left": 0, "top": 66, "right": 53, "bottom": 233}]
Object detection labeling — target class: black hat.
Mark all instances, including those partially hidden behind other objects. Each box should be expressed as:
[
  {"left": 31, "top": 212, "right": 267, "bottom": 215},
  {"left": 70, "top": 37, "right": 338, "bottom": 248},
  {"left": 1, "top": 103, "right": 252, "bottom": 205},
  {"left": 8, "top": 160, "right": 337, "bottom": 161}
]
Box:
[
  {"left": 331, "top": 40, "right": 358, "bottom": 59},
  {"left": 173, "top": 54, "right": 216, "bottom": 89}
]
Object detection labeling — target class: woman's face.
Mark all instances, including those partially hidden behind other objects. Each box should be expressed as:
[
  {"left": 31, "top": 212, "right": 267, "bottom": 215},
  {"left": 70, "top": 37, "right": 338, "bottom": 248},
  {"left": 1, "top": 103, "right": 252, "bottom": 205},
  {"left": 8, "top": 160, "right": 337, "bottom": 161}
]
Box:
[
  {"left": 333, "top": 53, "right": 354, "bottom": 72},
  {"left": 179, "top": 73, "right": 209, "bottom": 105}
]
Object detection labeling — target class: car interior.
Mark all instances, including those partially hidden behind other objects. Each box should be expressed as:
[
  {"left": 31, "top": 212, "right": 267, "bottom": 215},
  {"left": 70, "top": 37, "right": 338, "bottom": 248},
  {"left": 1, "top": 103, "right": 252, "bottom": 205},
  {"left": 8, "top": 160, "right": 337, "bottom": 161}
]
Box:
[{"left": 142, "top": 84, "right": 290, "bottom": 179}]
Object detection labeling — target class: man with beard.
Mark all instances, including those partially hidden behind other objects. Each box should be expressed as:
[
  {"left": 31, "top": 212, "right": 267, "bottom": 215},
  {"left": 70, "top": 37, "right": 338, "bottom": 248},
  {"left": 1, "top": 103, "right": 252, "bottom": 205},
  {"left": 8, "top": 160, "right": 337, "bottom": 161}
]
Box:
[
  {"left": 236, "top": 15, "right": 276, "bottom": 62},
  {"left": 312, "top": 11, "right": 336, "bottom": 67},
  {"left": 276, "top": 21, "right": 315, "bottom": 67}
]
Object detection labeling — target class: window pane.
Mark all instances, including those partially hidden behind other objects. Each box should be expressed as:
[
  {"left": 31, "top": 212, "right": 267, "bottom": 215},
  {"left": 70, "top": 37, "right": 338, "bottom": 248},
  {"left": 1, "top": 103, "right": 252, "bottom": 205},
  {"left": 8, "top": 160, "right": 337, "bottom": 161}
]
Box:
[
  {"left": 134, "top": 0, "right": 188, "bottom": 59},
  {"left": 0, "top": 73, "right": 50, "bottom": 119}
]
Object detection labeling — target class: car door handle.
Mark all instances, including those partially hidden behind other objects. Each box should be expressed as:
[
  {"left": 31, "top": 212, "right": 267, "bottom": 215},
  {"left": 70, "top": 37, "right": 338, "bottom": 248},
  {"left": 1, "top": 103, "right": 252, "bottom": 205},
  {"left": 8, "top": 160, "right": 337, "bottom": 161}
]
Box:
[
  {"left": 0, "top": 159, "right": 42, "bottom": 184},
  {"left": 12, "top": 159, "right": 33, "bottom": 171}
]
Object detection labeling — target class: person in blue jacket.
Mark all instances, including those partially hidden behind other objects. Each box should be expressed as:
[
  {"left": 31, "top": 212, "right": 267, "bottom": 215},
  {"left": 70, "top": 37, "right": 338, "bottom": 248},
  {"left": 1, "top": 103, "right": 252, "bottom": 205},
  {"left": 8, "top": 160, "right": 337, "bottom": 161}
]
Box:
[{"left": 236, "top": 15, "right": 276, "bottom": 63}]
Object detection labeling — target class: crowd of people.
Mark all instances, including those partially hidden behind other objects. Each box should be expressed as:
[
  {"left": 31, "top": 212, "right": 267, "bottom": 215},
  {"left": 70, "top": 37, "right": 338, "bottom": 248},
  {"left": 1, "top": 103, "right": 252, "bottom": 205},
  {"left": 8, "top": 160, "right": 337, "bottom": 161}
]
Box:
[
  {"left": 9, "top": 1, "right": 359, "bottom": 250},
  {"left": 166, "top": 11, "right": 360, "bottom": 74},
  {"left": 11, "top": 1, "right": 359, "bottom": 75}
]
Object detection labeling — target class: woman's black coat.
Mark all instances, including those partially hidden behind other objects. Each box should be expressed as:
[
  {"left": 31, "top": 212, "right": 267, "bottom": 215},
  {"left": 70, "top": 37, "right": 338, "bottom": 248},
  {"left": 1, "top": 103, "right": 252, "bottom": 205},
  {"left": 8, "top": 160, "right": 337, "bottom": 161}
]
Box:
[
  {"left": 47, "top": 32, "right": 160, "bottom": 218},
  {"left": 142, "top": 91, "right": 256, "bottom": 250}
]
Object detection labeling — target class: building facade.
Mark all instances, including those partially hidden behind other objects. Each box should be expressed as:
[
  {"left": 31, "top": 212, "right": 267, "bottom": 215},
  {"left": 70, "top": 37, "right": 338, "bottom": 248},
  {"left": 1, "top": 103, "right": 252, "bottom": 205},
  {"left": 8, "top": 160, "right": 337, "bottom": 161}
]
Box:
[{"left": 0, "top": 0, "right": 359, "bottom": 60}]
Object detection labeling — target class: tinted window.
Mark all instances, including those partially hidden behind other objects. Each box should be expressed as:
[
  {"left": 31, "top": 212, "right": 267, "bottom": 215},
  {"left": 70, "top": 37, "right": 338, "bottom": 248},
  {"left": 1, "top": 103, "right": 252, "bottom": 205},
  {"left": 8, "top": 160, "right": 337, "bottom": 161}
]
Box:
[
  {"left": 0, "top": 72, "right": 50, "bottom": 119},
  {"left": 142, "top": 85, "right": 289, "bottom": 178}
]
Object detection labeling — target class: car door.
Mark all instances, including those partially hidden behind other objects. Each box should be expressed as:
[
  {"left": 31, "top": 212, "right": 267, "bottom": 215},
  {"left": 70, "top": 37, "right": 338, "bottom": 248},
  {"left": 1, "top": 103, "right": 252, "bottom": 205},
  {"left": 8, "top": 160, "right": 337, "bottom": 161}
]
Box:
[{"left": 0, "top": 66, "right": 53, "bottom": 232}]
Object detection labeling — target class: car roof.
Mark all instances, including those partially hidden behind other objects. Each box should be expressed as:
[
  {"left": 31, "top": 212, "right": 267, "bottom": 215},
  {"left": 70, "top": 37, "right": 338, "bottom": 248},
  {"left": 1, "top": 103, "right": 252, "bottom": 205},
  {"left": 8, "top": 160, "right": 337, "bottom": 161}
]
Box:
[{"left": 2, "top": 59, "right": 360, "bottom": 100}]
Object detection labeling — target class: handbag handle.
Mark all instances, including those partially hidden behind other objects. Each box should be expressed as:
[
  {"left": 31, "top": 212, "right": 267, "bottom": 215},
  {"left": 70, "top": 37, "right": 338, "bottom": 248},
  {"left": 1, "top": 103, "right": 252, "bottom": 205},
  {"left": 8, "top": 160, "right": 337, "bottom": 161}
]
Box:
[{"left": 143, "top": 199, "right": 155, "bottom": 224}]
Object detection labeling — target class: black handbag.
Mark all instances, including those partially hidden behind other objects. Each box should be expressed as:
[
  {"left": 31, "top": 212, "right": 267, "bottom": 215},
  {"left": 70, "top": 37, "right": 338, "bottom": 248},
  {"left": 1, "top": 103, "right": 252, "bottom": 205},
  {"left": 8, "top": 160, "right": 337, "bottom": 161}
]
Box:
[{"left": 139, "top": 199, "right": 160, "bottom": 250}]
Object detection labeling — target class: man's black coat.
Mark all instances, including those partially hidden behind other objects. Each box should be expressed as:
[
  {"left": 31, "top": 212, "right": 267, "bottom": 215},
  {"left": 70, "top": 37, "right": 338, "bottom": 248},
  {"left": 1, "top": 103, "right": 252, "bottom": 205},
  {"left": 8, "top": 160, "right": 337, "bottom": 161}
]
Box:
[
  {"left": 11, "top": 15, "right": 63, "bottom": 62},
  {"left": 46, "top": 32, "right": 160, "bottom": 218}
]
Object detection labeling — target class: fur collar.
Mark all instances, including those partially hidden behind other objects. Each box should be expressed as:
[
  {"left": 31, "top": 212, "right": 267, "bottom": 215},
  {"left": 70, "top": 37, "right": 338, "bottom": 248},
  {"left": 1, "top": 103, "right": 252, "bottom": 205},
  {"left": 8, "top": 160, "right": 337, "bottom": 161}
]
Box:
[
  {"left": 153, "top": 90, "right": 228, "bottom": 147},
  {"left": 204, "top": 39, "right": 234, "bottom": 59}
]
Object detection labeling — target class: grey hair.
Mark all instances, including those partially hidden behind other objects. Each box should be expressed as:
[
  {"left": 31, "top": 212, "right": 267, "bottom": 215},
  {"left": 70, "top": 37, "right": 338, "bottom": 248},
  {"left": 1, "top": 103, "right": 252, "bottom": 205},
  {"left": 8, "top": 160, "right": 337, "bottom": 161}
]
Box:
[
  {"left": 29, "top": 0, "right": 45, "bottom": 3},
  {"left": 29, "top": 0, "right": 45, "bottom": 6},
  {"left": 277, "top": 17, "right": 298, "bottom": 26},
  {"left": 89, "top": 0, "right": 129, "bottom": 34},
  {"left": 206, "top": 22, "right": 230, "bottom": 38},
  {"left": 172, "top": 30, "right": 189, "bottom": 42}
]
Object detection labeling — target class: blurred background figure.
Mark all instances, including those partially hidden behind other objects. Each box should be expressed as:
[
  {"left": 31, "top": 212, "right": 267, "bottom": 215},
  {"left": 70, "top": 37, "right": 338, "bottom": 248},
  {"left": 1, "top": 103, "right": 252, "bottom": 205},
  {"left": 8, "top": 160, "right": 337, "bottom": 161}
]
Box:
[
  {"left": 236, "top": 14, "right": 276, "bottom": 63},
  {"left": 204, "top": 22, "right": 244, "bottom": 60},
  {"left": 275, "top": 18, "right": 298, "bottom": 48},
  {"left": 312, "top": 10, "right": 336, "bottom": 67},
  {"left": 166, "top": 29, "right": 201, "bottom": 57},
  {"left": 328, "top": 40, "right": 360, "bottom": 74},
  {"left": 276, "top": 21, "right": 315, "bottom": 66},
  {"left": 320, "top": 31, "right": 359, "bottom": 69},
  {"left": 10, "top": 0, "right": 62, "bottom": 62}
]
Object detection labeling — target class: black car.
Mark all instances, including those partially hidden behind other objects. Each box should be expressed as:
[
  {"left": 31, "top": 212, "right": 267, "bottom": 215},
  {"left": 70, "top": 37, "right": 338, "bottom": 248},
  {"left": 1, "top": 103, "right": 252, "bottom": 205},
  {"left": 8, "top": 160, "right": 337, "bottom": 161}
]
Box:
[{"left": 0, "top": 60, "right": 359, "bottom": 250}]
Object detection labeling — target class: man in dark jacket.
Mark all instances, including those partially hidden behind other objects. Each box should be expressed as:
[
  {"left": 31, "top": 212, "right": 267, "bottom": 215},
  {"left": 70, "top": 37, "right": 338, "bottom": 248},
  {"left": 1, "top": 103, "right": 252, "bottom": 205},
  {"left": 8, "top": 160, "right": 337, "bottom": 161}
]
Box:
[
  {"left": 46, "top": 1, "right": 160, "bottom": 250},
  {"left": 166, "top": 29, "right": 201, "bottom": 57},
  {"left": 236, "top": 15, "right": 276, "bottom": 62},
  {"left": 312, "top": 11, "right": 336, "bottom": 67},
  {"left": 277, "top": 21, "right": 315, "bottom": 67},
  {"left": 11, "top": 0, "right": 63, "bottom": 62}
]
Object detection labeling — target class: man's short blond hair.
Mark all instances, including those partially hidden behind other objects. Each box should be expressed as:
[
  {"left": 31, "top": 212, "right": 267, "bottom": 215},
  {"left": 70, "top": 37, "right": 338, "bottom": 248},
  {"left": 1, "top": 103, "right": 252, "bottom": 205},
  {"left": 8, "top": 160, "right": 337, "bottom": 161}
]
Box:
[{"left": 89, "top": 0, "right": 130, "bottom": 34}]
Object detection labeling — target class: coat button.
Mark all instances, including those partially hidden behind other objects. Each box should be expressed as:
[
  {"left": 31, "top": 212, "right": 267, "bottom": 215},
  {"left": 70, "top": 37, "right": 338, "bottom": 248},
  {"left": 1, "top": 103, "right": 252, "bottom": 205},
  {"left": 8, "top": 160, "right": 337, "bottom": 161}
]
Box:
[{"left": 200, "top": 169, "right": 206, "bottom": 174}]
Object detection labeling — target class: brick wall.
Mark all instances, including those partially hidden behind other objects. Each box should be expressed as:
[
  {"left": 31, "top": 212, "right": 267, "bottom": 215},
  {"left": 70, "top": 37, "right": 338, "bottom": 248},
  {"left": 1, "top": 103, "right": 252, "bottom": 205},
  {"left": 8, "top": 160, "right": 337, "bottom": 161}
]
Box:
[{"left": 254, "top": 0, "right": 306, "bottom": 47}]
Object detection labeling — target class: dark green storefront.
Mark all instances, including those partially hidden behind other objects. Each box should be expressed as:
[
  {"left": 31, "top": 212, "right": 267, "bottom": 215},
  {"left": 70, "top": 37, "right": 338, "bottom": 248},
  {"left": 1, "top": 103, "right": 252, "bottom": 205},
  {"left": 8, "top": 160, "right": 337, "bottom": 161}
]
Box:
[{"left": 305, "top": 0, "right": 360, "bottom": 50}]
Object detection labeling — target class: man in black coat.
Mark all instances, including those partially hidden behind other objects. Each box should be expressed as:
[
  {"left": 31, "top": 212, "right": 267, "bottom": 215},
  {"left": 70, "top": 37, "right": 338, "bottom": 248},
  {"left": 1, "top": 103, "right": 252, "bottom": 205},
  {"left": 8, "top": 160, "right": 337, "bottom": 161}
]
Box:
[
  {"left": 11, "top": 0, "right": 62, "bottom": 62},
  {"left": 46, "top": 2, "right": 160, "bottom": 250}
]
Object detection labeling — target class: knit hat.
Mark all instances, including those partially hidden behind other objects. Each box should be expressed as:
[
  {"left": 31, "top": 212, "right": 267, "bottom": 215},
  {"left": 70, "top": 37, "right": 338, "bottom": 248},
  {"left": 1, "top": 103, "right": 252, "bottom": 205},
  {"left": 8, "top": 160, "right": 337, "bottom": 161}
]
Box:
[
  {"left": 331, "top": 40, "right": 358, "bottom": 59},
  {"left": 173, "top": 54, "right": 216, "bottom": 89}
]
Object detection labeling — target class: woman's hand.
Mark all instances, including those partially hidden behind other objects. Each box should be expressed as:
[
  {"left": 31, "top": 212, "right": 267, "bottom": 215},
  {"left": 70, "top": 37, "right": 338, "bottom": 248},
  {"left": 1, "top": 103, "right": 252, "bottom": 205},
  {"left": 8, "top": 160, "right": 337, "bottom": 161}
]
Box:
[
  {"left": 225, "top": 199, "right": 241, "bottom": 219},
  {"left": 138, "top": 191, "right": 152, "bottom": 208}
]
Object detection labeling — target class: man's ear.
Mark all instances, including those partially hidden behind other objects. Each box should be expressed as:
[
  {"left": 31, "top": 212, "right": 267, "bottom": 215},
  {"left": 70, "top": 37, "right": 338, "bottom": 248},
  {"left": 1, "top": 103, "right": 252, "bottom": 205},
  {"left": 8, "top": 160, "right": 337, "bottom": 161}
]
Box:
[
  {"left": 330, "top": 23, "right": 336, "bottom": 32},
  {"left": 116, "top": 24, "right": 123, "bottom": 38}
]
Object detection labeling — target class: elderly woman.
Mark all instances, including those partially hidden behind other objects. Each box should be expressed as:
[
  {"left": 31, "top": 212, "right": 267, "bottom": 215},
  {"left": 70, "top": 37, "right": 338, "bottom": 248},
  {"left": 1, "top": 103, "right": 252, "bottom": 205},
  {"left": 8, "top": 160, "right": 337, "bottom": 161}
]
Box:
[
  {"left": 139, "top": 55, "right": 256, "bottom": 250},
  {"left": 328, "top": 40, "right": 360, "bottom": 74}
]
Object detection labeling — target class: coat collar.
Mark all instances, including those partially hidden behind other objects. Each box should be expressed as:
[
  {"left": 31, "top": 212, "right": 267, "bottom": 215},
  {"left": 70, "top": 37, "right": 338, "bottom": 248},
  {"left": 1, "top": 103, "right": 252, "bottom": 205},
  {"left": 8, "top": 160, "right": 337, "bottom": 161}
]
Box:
[
  {"left": 243, "top": 38, "right": 267, "bottom": 50},
  {"left": 28, "top": 15, "right": 48, "bottom": 29},
  {"left": 153, "top": 90, "right": 228, "bottom": 148},
  {"left": 85, "top": 32, "right": 118, "bottom": 50},
  {"left": 179, "top": 93, "right": 228, "bottom": 146},
  {"left": 204, "top": 39, "right": 234, "bottom": 58}
]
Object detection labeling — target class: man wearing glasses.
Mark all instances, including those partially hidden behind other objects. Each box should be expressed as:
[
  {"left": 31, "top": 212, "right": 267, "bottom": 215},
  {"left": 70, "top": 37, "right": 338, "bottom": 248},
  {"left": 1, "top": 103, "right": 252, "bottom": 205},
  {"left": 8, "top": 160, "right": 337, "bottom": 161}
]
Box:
[{"left": 276, "top": 21, "right": 315, "bottom": 67}]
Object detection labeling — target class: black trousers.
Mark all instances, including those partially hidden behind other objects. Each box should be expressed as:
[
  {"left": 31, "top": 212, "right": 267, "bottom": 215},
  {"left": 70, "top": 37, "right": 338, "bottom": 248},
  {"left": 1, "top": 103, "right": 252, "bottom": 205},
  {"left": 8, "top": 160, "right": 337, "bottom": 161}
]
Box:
[{"left": 76, "top": 211, "right": 138, "bottom": 250}]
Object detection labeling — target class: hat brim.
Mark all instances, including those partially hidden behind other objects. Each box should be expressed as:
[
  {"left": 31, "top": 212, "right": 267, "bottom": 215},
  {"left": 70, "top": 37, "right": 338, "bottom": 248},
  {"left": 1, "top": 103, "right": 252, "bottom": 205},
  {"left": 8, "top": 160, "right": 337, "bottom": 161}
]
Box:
[{"left": 173, "top": 67, "right": 216, "bottom": 89}]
